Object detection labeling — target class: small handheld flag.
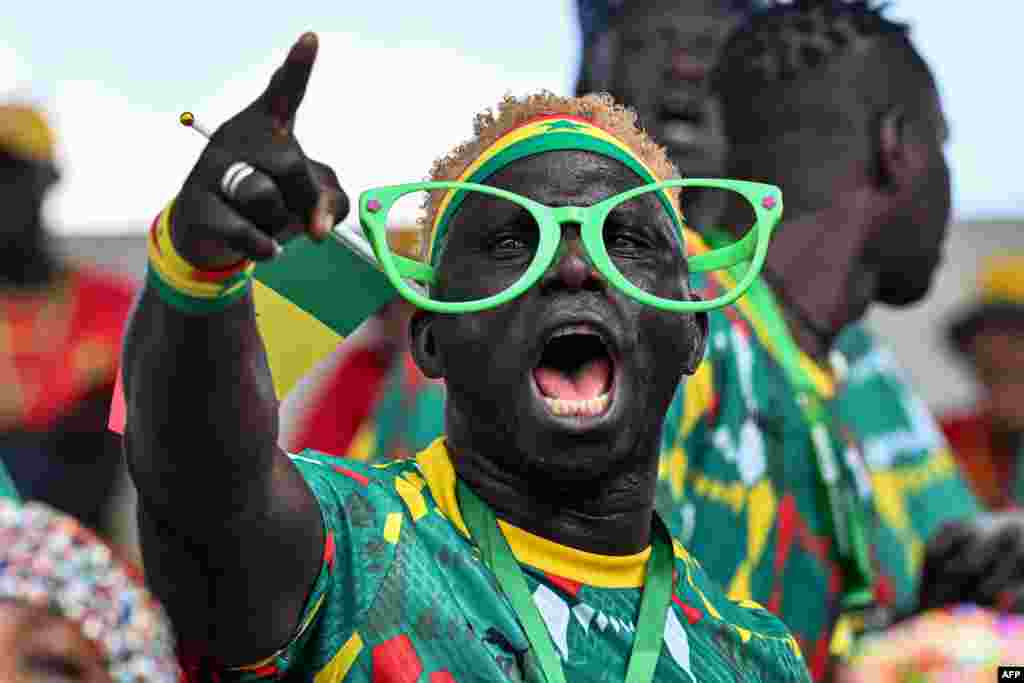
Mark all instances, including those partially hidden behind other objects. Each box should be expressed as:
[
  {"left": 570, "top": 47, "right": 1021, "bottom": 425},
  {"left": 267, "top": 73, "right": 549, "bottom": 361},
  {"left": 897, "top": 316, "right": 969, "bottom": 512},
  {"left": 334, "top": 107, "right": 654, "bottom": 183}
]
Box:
[{"left": 108, "top": 114, "right": 401, "bottom": 434}]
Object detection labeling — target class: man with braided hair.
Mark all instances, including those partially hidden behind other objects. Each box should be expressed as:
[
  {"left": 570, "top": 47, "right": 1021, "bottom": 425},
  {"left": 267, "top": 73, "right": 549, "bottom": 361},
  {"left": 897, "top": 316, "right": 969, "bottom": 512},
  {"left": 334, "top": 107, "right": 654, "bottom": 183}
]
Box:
[
  {"left": 579, "top": 1, "right": 1005, "bottom": 671},
  {"left": 658, "top": 1, "right": 1017, "bottom": 678},
  {"left": 122, "top": 33, "right": 810, "bottom": 682}
]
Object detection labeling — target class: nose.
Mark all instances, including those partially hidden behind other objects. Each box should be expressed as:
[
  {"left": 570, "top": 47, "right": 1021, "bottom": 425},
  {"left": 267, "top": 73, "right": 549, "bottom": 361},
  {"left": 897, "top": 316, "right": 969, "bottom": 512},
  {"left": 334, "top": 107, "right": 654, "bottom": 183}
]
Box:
[
  {"left": 541, "top": 225, "right": 604, "bottom": 293},
  {"left": 667, "top": 48, "right": 709, "bottom": 83}
]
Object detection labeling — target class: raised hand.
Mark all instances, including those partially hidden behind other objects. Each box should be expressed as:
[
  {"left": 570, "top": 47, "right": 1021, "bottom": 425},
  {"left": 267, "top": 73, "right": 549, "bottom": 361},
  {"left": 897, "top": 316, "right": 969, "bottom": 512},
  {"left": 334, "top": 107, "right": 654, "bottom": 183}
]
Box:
[
  {"left": 122, "top": 34, "right": 343, "bottom": 662},
  {"left": 171, "top": 32, "right": 349, "bottom": 270}
]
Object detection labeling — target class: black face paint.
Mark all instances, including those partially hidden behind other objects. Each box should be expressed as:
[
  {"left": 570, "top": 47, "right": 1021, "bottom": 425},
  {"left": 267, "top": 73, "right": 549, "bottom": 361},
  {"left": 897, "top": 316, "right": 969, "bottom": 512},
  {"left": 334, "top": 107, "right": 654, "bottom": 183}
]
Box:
[{"left": 425, "top": 150, "right": 702, "bottom": 483}]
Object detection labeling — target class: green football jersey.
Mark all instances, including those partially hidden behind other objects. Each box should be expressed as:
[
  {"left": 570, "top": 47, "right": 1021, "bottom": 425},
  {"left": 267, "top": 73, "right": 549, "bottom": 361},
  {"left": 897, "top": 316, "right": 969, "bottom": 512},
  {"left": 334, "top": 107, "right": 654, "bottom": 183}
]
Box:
[
  {"left": 658, "top": 270, "right": 980, "bottom": 680},
  {"left": 324, "top": 235, "right": 980, "bottom": 681},
  {"left": 223, "top": 440, "right": 809, "bottom": 682},
  {"left": 832, "top": 324, "right": 981, "bottom": 606}
]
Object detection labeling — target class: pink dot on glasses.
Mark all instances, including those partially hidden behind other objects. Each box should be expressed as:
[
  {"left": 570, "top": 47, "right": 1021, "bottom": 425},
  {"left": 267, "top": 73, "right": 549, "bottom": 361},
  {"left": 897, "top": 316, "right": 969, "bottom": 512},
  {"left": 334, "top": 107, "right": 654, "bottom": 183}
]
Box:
[
  {"left": 367, "top": 199, "right": 382, "bottom": 213},
  {"left": 761, "top": 195, "right": 777, "bottom": 210}
]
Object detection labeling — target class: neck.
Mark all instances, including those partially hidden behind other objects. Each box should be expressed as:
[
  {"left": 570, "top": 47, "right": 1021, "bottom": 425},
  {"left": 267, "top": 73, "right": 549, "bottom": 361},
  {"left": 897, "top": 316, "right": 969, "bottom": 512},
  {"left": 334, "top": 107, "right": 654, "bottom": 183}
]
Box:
[
  {"left": 446, "top": 427, "right": 660, "bottom": 556},
  {"left": 0, "top": 217, "right": 58, "bottom": 290},
  {"left": 750, "top": 192, "right": 880, "bottom": 361}
]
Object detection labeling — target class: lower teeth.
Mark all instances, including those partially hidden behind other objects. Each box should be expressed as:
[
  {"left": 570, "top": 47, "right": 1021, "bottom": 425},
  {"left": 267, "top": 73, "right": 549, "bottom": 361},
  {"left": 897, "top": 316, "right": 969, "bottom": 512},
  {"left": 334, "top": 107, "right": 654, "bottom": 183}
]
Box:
[{"left": 543, "top": 393, "right": 610, "bottom": 417}]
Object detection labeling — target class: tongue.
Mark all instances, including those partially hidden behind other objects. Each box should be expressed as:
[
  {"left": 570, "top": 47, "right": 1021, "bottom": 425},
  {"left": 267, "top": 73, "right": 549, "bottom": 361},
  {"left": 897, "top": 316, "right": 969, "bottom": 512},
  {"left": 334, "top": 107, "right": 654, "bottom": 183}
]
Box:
[{"left": 534, "top": 357, "right": 611, "bottom": 401}]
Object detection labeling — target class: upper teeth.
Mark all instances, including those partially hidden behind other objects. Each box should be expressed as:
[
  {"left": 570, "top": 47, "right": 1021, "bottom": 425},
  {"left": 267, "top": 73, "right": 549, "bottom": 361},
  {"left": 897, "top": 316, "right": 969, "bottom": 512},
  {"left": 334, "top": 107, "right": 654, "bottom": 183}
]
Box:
[{"left": 550, "top": 324, "right": 600, "bottom": 341}]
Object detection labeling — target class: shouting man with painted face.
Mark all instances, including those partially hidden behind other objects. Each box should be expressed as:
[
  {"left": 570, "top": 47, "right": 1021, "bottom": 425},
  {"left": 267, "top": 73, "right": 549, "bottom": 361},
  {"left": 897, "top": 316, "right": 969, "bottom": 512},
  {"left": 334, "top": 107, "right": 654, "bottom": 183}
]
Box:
[
  {"left": 122, "top": 34, "right": 809, "bottom": 682},
  {"left": 576, "top": 0, "right": 760, "bottom": 179}
]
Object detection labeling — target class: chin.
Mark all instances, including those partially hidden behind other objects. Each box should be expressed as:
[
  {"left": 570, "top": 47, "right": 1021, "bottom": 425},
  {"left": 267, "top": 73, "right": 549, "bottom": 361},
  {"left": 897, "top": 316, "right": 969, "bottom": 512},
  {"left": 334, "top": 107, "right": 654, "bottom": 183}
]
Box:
[{"left": 877, "top": 274, "right": 935, "bottom": 308}]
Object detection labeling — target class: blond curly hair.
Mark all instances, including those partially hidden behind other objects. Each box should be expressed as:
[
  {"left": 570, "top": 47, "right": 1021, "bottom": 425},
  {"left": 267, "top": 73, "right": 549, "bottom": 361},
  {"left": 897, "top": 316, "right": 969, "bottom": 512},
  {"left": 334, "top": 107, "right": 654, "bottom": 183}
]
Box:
[{"left": 418, "top": 91, "right": 681, "bottom": 260}]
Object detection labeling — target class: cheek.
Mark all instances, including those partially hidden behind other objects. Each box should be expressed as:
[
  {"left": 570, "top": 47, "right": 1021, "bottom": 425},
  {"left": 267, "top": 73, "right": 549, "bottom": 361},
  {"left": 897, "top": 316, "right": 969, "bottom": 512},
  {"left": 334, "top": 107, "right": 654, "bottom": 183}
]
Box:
[
  {"left": 633, "top": 307, "right": 696, "bottom": 376},
  {"left": 987, "top": 386, "right": 1024, "bottom": 426},
  {"left": 436, "top": 256, "right": 525, "bottom": 302},
  {"left": 616, "top": 266, "right": 694, "bottom": 358},
  {"left": 614, "top": 59, "right": 655, "bottom": 107},
  {"left": 920, "top": 156, "right": 952, "bottom": 223},
  {"left": 437, "top": 311, "right": 524, "bottom": 377},
  {"left": 614, "top": 256, "right": 689, "bottom": 299}
]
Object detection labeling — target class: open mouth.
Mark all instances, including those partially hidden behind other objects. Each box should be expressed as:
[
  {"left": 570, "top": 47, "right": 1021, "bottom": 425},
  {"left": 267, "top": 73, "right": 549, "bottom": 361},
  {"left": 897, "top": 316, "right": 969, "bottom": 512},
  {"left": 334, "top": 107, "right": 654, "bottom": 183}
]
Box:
[
  {"left": 532, "top": 324, "right": 615, "bottom": 419},
  {"left": 658, "top": 101, "right": 707, "bottom": 146}
]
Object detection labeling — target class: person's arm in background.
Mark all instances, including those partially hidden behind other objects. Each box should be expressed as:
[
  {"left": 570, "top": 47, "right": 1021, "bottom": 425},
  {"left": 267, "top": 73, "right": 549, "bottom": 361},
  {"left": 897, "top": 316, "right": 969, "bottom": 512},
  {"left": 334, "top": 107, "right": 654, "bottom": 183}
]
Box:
[{"left": 123, "top": 34, "right": 347, "bottom": 664}]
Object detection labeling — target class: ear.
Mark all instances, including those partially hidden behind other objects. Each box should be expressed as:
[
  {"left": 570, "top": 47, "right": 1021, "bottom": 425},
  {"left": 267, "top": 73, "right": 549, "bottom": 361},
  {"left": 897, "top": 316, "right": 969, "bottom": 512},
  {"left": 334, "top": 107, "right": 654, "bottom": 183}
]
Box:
[
  {"left": 683, "top": 295, "right": 709, "bottom": 375},
  {"left": 409, "top": 309, "right": 444, "bottom": 379},
  {"left": 876, "top": 105, "right": 923, "bottom": 192}
]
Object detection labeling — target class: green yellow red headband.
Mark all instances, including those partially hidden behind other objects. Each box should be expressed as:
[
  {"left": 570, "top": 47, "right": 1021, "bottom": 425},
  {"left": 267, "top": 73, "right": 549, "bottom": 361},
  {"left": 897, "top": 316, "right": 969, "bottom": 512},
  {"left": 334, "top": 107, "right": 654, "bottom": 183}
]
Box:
[{"left": 427, "top": 115, "right": 684, "bottom": 265}]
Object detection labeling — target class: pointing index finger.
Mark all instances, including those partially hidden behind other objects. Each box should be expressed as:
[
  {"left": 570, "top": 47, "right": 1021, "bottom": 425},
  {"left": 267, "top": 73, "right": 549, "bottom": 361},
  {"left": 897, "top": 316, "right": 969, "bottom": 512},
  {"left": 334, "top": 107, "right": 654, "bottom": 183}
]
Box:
[{"left": 261, "top": 32, "right": 319, "bottom": 131}]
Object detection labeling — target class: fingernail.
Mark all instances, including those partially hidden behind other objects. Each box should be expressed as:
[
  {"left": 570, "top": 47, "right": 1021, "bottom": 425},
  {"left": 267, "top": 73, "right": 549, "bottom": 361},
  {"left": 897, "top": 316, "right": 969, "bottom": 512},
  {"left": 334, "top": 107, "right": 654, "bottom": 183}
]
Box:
[
  {"left": 318, "top": 212, "right": 334, "bottom": 237},
  {"left": 311, "top": 191, "right": 334, "bottom": 240}
]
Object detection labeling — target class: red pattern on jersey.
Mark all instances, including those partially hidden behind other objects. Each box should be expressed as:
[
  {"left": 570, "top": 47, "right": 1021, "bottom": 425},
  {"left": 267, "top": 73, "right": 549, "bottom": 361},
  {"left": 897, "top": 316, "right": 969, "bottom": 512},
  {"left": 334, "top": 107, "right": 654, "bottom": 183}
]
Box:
[
  {"left": 672, "top": 593, "right": 704, "bottom": 624},
  {"left": 332, "top": 465, "right": 370, "bottom": 487},
  {"left": 941, "top": 410, "right": 1017, "bottom": 509},
  {"left": 808, "top": 633, "right": 831, "bottom": 682},
  {"left": 372, "top": 635, "right": 422, "bottom": 683},
  {"left": 544, "top": 572, "right": 583, "bottom": 599},
  {"left": 769, "top": 494, "right": 798, "bottom": 613},
  {"left": 874, "top": 573, "right": 896, "bottom": 608}
]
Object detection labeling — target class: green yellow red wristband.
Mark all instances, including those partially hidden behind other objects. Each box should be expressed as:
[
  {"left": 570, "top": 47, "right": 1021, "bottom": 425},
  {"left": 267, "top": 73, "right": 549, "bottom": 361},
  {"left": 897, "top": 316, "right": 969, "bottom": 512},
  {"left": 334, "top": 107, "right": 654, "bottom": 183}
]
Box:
[{"left": 146, "top": 200, "right": 255, "bottom": 313}]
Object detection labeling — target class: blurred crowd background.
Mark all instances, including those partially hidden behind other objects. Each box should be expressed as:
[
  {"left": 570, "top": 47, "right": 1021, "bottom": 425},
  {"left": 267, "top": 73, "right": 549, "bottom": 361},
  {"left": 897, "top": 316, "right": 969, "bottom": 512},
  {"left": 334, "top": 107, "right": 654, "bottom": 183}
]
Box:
[
  {"left": 6, "top": 0, "right": 1018, "bottom": 558},
  {"left": 4, "top": 0, "right": 1019, "bottom": 413}
]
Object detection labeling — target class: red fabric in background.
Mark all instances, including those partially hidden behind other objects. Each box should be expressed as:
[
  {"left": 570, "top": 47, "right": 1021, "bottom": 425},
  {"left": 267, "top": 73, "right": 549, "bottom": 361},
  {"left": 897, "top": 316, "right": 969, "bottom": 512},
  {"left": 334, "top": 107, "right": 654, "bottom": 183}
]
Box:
[
  {"left": 3, "top": 265, "right": 135, "bottom": 432},
  {"left": 940, "top": 410, "right": 1017, "bottom": 510},
  {"left": 290, "top": 346, "right": 393, "bottom": 455}
]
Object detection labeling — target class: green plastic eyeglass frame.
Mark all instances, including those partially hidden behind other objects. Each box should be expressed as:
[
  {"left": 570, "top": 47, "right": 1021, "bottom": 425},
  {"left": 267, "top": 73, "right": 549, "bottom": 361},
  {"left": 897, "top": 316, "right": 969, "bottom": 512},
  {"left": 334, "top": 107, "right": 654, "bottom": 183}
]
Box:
[{"left": 357, "top": 178, "right": 782, "bottom": 314}]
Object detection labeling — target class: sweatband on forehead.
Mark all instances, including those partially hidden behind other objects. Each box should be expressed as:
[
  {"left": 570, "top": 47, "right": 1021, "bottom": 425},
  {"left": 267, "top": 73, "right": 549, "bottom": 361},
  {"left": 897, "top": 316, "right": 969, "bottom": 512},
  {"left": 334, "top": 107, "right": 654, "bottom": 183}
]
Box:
[{"left": 427, "top": 114, "right": 684, "bottom": 265}]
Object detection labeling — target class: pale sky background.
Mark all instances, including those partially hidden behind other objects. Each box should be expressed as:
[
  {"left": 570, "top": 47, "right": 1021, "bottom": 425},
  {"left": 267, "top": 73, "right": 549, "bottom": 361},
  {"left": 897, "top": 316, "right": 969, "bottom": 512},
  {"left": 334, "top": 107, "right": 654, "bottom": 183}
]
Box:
[{"left": 2, "top": 1, "right": 1021, "bottom": 235}]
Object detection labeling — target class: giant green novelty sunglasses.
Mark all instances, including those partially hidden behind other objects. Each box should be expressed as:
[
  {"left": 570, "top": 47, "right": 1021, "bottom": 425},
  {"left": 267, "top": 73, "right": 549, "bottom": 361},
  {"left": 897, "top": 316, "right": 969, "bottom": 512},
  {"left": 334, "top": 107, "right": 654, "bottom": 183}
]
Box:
[{"left": 344, "top": 178, "right": 781, "bottom": 314}]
